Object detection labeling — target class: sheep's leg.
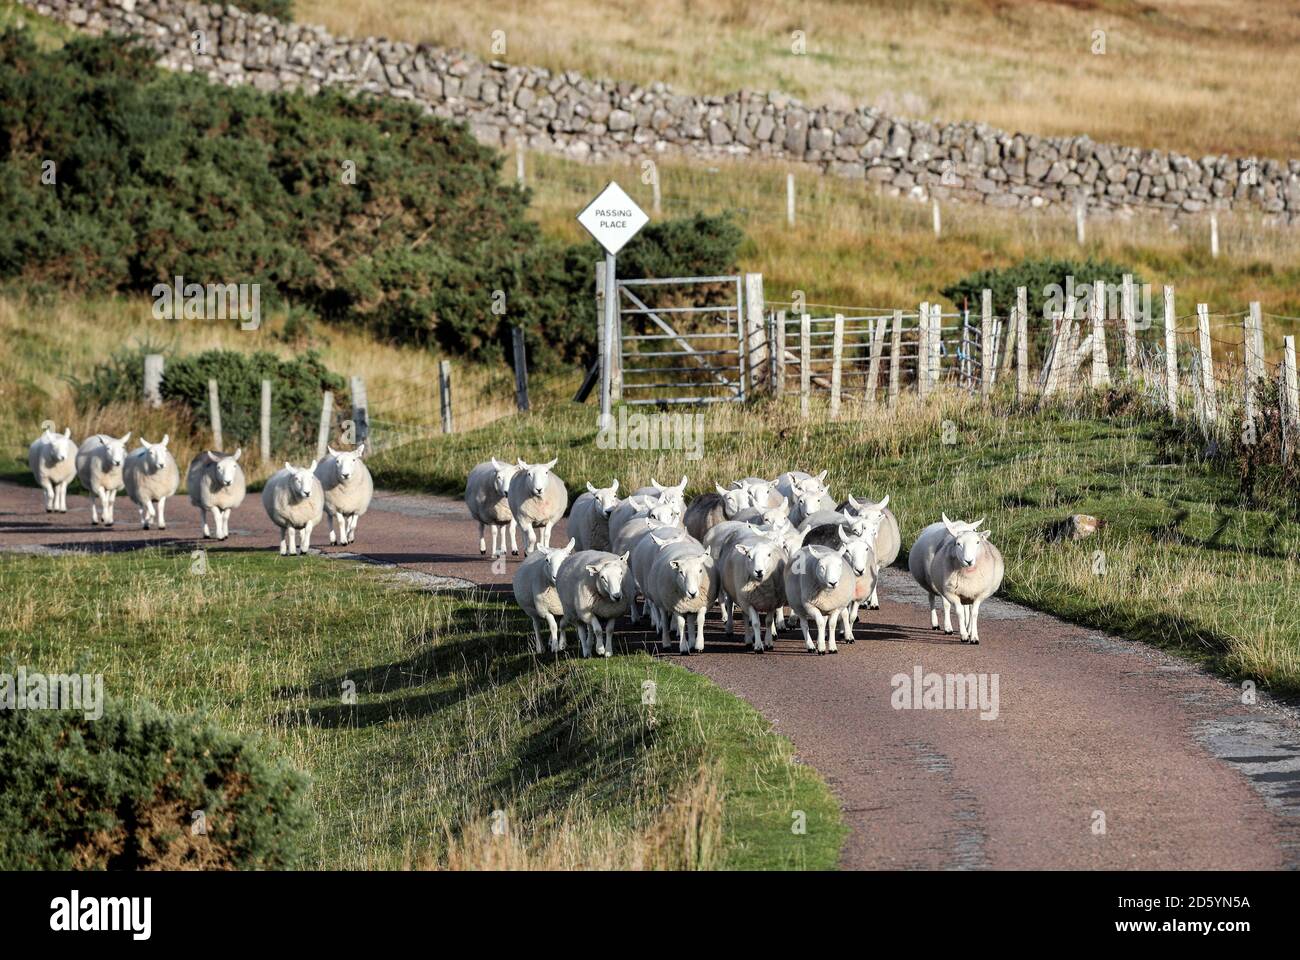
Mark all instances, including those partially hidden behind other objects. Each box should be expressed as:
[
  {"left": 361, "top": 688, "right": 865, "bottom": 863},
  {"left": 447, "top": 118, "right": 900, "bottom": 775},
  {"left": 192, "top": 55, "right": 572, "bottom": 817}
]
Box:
[
  {"left": 592, "top": 618, "right": 606, "bottom": 657},
  {"left": 106, "top": 490, "right": 116, "bottom": 525},
  {"left": 869, "top": 569, "right": 881, "bottom": 610},
  {"left": 813, "top": 610, "right": 829, "bottom": 654},
  {"left": 694, "top": 609, "right": 706, "bottom": 652},
  {"left": 658, "top": 609, "right": 672, "bottom": 650},
  {"left": 55, "top": 480, "right": 66, "bottom": 512},
  {"left": 530, "top": 616, "right": 544, "bottom": 654},
  {"left": 723, "top": 594, "right": 734, "bottom": 636},
  {"left": 969, "top": 599, "right": 983, "bottom": 645},
  {"left": 478, "top": 521, "right": 487, "bottom": 555},
  {"left": 764, "top": 612, "right": 776, "bottom": 650},
  {"left": 941, "top": 596, "right": 954, "bottom": 635},
  {"left": 347, "top": 514, "right": 359, "bottom": 544},
  {"left": 336, "top": 512, "right": 348, "bottom": 546},
  {"left": 222, "top": 508, "right": 233, "bottom": 540},
  {"left": 578, "top": 622, "right": 592, "bottom": 658},
  {"left": 141, "top": 499, "right": 155, "bottom": 530},
  {"left": 509, "top": 519, "right": 519, "bottom": 556},
  {"left": 556, "top": 617, "right": 568, "bottom": 651},
  {"left": 928, "top": 594, "right": 940, "bottom": 630},
  {"left": 602, "top": 618, "right": 615, "bottom": 658},
  {"left": 281, "top": 526, "right": 294, "bottom": 556},
  {"left": 801, "top": 616, "right": 815, "bottom": 652},
  {"left": 301, "top": 521, "right": 315, "bottom": 554},
  {"left": 775, "top": 606, "right": 786, "bottom": 631},
  {"left": 676, "top": 614, "right": 689, "bottom": 655},
  {"left": 210, "top": 505, "right": 222, "bottom": 539},
  {"left": 541, "top": 522, "right": 554, "bottom": 549},
  {"left": 89, "top": 492, "right": 100, "bottom": 525},
  {"left": 748, "top": 608, "right": 764, "bottom": 652},
  {"left": 39, "top": 478, "right": 54, "bottom": 512},
  {"left": 156, "top": 497, "right": 167, "bottom": 530},
  {"left": 544, "top": 612, "right": 560, "bottom": 653},
  {"left": 524, "top": 524, "right": 538, "bottom": 556}
]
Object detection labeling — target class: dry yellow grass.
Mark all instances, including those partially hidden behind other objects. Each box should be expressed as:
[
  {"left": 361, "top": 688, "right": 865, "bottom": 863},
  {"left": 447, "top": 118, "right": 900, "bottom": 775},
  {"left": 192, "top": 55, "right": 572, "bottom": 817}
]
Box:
[{"left": 299, "top": 0, "right": 1300, "bottom": 158}]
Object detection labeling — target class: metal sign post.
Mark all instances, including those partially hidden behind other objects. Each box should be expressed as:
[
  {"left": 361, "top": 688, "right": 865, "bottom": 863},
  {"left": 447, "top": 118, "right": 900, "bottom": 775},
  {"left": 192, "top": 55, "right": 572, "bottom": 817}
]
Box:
[{"left": 577, "top": 181, "right": 648, "bottom": 429}]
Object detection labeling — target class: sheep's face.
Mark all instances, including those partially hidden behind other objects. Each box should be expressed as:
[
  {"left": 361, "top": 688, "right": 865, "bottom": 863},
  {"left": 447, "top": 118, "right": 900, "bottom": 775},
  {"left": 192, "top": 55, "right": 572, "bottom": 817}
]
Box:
[
  {"left": 794, "top": 470, "right": 829, "bottom": 496},
  {"left": 793, "top": 488, "right": 830, "bottom": 519},
  {"left": 491, "top": 464, "right": 516, "bottom": 497},
  {"left": 815, "top": 553, "right": 844, "bottom": 589},
  {"left": 837, "top": 531, "right": 871, "bottom": 576},
  {"left": 213, "top": 452, "right": 242, "bottom": 488},
  {"left": 844, "top": 511, "right": 885, "bottom": 545},
  {"left": 649, "top": 476, "right": 687, "bottom": 508},
  {"left": 104, "top": 434, "right": 130, "bottom": 468},
  {"left": 736, "top": 540, "right": 780, "bottom": 582},
  {"left": 41, "top": 430, "right": 73, "bottom": 464},
  {"left": 140, "top": 436, "right": 170, "bottom": 471},
  {"left": 519, "top": 458, "right": 558, "bottom": 498},
  {"left": 951, "top": 529, "right": 991, "bottom": 568},
  {"left": 586, "top": 480, "right": 620, "bottom": 515},
  {"left": 669, "top": 555, "right": 708, "bottom": 601},
  {"left": 588, "top": 559, "right": 626, "bottom": 602},
  {"left": 647, "top": 501, "right": 679, "bottom": 526},
  {"left": 543, "top": 539, "right": 575, "bottom": 584},
  {"left": 715, "top": 484, "right": 749, "bottom": 519},
  {"left": 286, "top": 462, "right": 317, "bottom": 500}
]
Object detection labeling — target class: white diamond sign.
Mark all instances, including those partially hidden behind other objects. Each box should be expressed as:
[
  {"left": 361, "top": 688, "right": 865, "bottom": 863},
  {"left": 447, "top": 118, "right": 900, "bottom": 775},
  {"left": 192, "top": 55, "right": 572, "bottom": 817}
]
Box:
[{"left": 576, "top": 181, "right": 648, "bottom": 256}]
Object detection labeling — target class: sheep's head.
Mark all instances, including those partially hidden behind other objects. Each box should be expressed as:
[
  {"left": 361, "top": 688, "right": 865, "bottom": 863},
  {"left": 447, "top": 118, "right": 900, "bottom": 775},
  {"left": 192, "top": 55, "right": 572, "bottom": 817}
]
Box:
[
  {"left": 140, "top": 435, "right": 171, "bottom": 471},
  {"left": 714, "top": 483, "right": 749, "bottom": 519},
  {"left": 587, "top": 555, "right": 628, "bottom": 602},
  {"left": 284, "top": 461, "right": 317, "bottom": 500},
  {"left": 814, "top": 551, "right": 845, "bottom": 589},
  {"left": 669, "top": 553, "right": 709, "bottom": 601},
  {"left": 586, "top": 479, "right": 620, "bottom": 515},
  {"left": 648, "top": 476, "right": 687, "bottom": 508},
  {"left": 327, "top": 444, "right": 365, "bottom": 481},
  {"left": 793, "top": 470, "right": 829, "bottom": 496},
  {"left": 518, "top": 457, "right": 558, "bottom": 497},
  {"left": 489, "top": 457, "right": 517, "bottom": 496},
  {"left": 649, "top": 529, "right": 686, "bottom": 549},
  {"left": 208, "top": 448, "right": 243, "bottom": 487},
  {"left": 646, "top": 500, "right": 679, "bottom": 525},
  {"left": 735, "top": 539, "right": 781, "bottom": 583},
  {"left": 41, "top": 427, "right": 73, "bottom": 464},
  {"left": 836, "top": 526, "right": 872, "bottom": 576},
  {"left": 793, "top": 488, "right": 831, "bottom": 520},
  {"left": 104, "top": 432, "right": 131, "bottom": 467},
  {"left": 543, "top": 538, "right": 576, "bottom": 584},
  {"left": 942, "top": 514, "right": 989, "bottom": 567}
]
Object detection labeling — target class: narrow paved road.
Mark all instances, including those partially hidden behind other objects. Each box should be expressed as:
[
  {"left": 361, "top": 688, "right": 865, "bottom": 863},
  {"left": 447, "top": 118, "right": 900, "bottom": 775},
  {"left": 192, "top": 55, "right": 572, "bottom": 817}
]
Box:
[{"left": 4, "top": 479, "right": 1300, "bottom": 870}]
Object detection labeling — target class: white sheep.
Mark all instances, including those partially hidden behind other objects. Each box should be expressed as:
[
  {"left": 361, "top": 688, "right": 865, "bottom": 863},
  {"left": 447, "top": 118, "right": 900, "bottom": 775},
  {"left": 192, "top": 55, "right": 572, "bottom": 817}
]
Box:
[
  {"left": 261, "top": 460, "right": 324, "bottom": 556},
  {"left": 508, "top": 458, "right": 569, "bottom": 555},
  {"left": 774, "top": 469, "right": 829, "bottom": 504},
  {"left": 555, "top": 549, "right": 631, "bottom": 658},
  {"left": 842, "top": 495, "right": 900, "bottom": 609},
  {"left": 186, "top": 448, "right": 246, "bottom": 540},
  {"left": 719, "top": 534, "right": 788, "bottom": 652},
  {"left": 568, "top": 479, "right": 620, "bottom": 551},
  {"left": 28, "top": 426, "right": 77, "bottom": 513},
  {"left": 783, "top": 544, "right": 855, "bottom": 654},
  {"left": 316, "top": 444, "right": 373, "bottom": 546},
  {"left": 645, "top": 540, "right": 718, "bottom": 655},
  {"left": 788, "top": 486, "right": 838, "bottom": 528},
  {"left": 729, "top": 476, "right": 784, "bottom": 509},
  {"left": 75, "top": 432, "right": 131, "bottom": 525},
  {"left": 909, "top": 515, "right": 1004, "bottom": 644},
  {"left": 630, "top": 476, "right": 687, "bottom": 509},
  {"left": 608, "top": 494, "right": 683, "bottom": 553},
  {"left": 512, "top": 538, "right": 576, "bottom": 653},
  {"left": 464, "top": 458, "right": 519, "bottom": 557},
  {"left": 628, "top": 526, "right": 689, "bottom": 628},
  {"left": 123, "top": 435, "right": 180, "bottom": 530}
]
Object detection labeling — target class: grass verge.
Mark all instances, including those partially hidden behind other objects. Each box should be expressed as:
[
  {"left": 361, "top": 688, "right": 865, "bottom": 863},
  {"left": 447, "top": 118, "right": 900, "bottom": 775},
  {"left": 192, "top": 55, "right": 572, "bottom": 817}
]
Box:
[{"left": 0, "top": 546, "right": 844, "bottom": 869}]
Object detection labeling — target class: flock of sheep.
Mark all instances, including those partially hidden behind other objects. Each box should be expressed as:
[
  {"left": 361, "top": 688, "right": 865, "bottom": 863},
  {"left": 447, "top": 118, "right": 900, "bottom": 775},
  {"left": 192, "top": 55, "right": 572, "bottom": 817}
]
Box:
[
  {"left": 26, "top": 426, "right": 373, "bottom": 554},
  {"left": 468, "top": 457, "right": 1006, "bottom": 658}
]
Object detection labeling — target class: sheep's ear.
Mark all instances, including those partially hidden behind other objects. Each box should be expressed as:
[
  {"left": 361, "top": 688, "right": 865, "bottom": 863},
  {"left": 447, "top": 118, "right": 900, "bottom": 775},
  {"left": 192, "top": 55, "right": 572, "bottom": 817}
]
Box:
[
  {"left": 158, "top": 434, "right": 169, "bottom": 447},
  {"left": 307, "top": 460, "right": 318, "bottom": 473},
  {"left": 587, "top": 481, "right": 599, "bottom": 494},
  {"left": 675, "top": 476, "right": 687, "bottom": 491},
  {"left": 516, "top": 458, "right": 527, "bottom": 468},
  {"left": 284, "top": 461, "right": 292, "bottom": 471},
  {"left": 838, "top": 525, "right": 850, "bottom": 543},
  {"left": 942, "top": 513, "right": 961, "bottom": 537},
  {"left": 63, "top": 427, "right": 71, "bottom": 438},
  {"left": 649, "top": 477, "right": 661, "bottom": 490},
  {"left": 586, "top": 564, "right": 600, "bottom": 576},
  {"left": 970, "top": 517, "right": 984, "bottom": 530},
  {"left": 490, "top": 457, "right": 502, "bottom": 470},
  {"left": 544, "top": 457, "right": 558, "bottom": 470},
  {"left": 562, "top": 538, "right": 576, "bottom": 553},
  {"left": 618, "top": 552, "right": 629, "bottom": 563},
  {"left": 877, "top": 494, "right": 889, "bottom": 510},
  {"left": 119, "top": 431, "right": 132, "bottom": 445},
  {"left": 327, "top": 445, "right": 339, "bottom": 457},
  {"left": 979, "top": 530, "right": 991, "bottom": 541},
  {"left": 233, "top": 447, "right": 242, "bottom": 462},
  {"left": 355, "top": 443, "right": 365, "bottom": 458},
  {"left": 670, "top": 559, "right": 681, "bottom": 570},
  {"left": 735, "top": 543, "right": 752, "bottom": 557},
  {"left": 815, "top": 469, "right": 828, "bottom": 483},
  {"left": 206, "top": 451, "right": 221, "bottom": 463},
  {"left": 609, "top": 479, "right": 618, "bottom": 493},
  {"left": 715, "top": 483, "right": 728, "bottom": 496},
  {"left": 727, "top": 479, "right": 744, "bottom": 489},
  {"left": 780, "top": 495, "right": 789, "bottom": 511},
  {"left": 847, "top": 495, "right": 861, "bottom": 510}
]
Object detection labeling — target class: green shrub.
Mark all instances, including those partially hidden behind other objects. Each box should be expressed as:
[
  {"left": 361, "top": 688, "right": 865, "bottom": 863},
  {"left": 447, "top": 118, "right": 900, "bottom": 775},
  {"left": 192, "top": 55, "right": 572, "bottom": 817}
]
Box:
[
  {"left": 239, "top": 0, "right": 294, "bottom": 19},
  {"left": 0, "top": 696, "right": 310, "bottom": 870},
  {"left": 73, "top": 346, "right": 346, "bottom": 452},
  {"left": 941, "top": 257, "right": 1145, "bottom": 318}
]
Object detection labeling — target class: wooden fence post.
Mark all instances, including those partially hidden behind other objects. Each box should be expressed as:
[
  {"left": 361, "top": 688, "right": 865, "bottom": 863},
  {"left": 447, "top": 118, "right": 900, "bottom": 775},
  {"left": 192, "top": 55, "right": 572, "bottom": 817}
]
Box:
[
  {"left": 1122, "top": 274, "right": 1137, "bottom": 376},
  {"left": 917, "top": 301, "right": 931, "bottom": 399},
  {"left": 143, "top": 354, "right": 164, "bottom": 408},
  {"left": 439, "top": 361, "right": 453, "bottom": 434},
  {"left": 1196, "top": 304, "right": 1216, "bottom": 423},
  {"left": 515, "top": 138, "right": 525, "bottom": 185},
  {"left": 652, "top": 169, "right": 662, "bottom": 216},
  {"left": 786, "top": 172, "right": 796, "bottom": 227},
  {"left": 1090, "top": 280, "right": 1110, "bottom": 388},
  {"left": 774, "top": 310, "right": 787, "bottom": 397},
  {"left": 511, "top": 325, "right": 530, "bottom": 412},
  {"left": 316, "top": 390, "right": 333, "bottom": 461},
  {"left": 350, "top": 375, "right": 369, "bottom": 445},
  {"left": 260, "top": 379, "right": 271, "bottom": 462},
  {"left": 799, "top": 313, "right": 811, "bottom": 418},
  {"left": 1210, "top": 212, "right": 1220, "bottom": 259},
  {"left": 1283, "top": 336, "right": 1299, "bottom": 462},
  {"left": 888, "top": 309, "right": 902, "bottom": 410},
  {"left": 207, "top": 379, "right": 223, "bottom": 451},
  {"left": 744, "top": 273, "right": 768, "bottom": 393},
  {"left": 1075, "top": 202, "right": 1086, "bottom": 246},
  {"left": 930, "top": 304, "right": 943, "bottom": 392},
  {"left": 1163, "top": 286, "right": 1178, "bottom": 415},
  {"left": 1244, "top": 302, "right": 1265, "bottom": 422},
  {"left": 980, "top": 289, "right": 994, "bottom": 397},
  {"left": 865, "top": 313, "right": 887, "bottom": 402},
  {"left": 932, "top": 198, "right": 941, "bottom": 238},
  {"left": 829, "top": 313, "right": 845, "bottom": 418},
  {"left": 1015, "top": 286, "right": 1029, "bottom": 400}
]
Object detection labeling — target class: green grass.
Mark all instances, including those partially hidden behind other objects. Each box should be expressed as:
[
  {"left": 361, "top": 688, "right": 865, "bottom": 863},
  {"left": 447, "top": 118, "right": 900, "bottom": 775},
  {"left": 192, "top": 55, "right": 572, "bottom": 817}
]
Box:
[
  {"left": 0, "top": 547, "right": 843, "bottom": 869},
  {"left": 371, "top": 390, "right": 1300, "bottom": 697}
]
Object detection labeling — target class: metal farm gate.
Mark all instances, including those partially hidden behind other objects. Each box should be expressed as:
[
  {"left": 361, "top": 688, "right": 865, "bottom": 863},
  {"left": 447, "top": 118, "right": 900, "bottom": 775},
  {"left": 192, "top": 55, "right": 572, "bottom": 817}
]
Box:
[{"left": 611, "top": 275, "right": 751, "bottom": 406}]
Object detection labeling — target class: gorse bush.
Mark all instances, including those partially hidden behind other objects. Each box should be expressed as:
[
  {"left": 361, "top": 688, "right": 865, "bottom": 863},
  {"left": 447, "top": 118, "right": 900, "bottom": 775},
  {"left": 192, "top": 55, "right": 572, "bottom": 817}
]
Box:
[
  {"left": 942, "top": 257, "right": 1145, "bottom": 318},
  {"left": 0, "top": 30, "right": 747, "bottom": 371},
  {"left": 74, "top": 347, "right": 346, "bottom": 452},
  {"left": 0, "top": 697, "right": 310, "bottom": 869}
]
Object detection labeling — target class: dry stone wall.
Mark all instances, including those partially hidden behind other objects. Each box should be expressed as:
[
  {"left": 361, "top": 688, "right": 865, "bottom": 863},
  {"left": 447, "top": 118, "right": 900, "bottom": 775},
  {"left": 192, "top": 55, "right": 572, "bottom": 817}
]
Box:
[{"left": 18, "top": 0, "right": 1300, "bottom": 223}]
